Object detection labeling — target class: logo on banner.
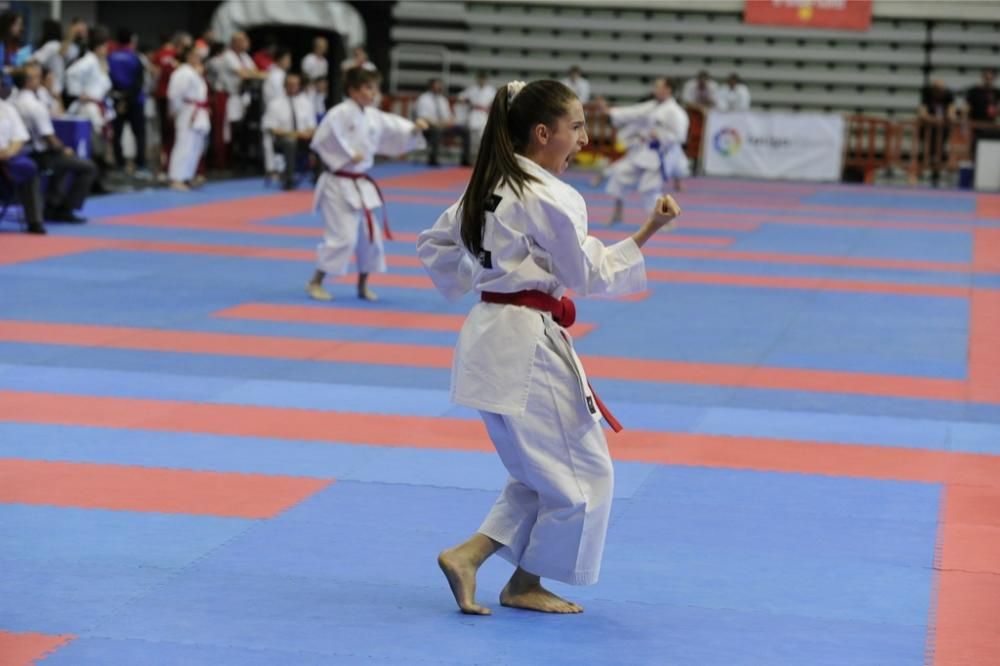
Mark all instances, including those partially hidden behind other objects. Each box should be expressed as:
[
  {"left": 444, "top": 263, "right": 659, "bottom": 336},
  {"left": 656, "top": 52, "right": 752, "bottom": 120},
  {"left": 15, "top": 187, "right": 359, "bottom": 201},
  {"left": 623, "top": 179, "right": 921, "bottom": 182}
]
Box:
[{"left": 713, "top": 128, "right": 742, "bottom": 156}]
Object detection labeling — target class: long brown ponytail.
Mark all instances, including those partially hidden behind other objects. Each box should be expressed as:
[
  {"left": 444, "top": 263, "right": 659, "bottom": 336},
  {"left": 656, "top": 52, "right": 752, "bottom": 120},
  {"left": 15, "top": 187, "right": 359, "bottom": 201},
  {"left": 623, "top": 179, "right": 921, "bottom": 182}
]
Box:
[{"left": 459, "top": 79, "right": 577, "bottom": 255}]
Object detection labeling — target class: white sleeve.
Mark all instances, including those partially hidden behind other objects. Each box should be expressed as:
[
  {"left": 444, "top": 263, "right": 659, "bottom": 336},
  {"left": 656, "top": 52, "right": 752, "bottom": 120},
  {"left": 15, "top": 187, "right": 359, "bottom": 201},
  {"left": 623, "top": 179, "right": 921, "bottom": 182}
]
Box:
[
  {"left": 32, "top": 100, "right": 54, "bottom": 138},
  {"left": 651, "top": 106, "right": 688, "bottom": 144},
  {"left": 9, "top": 108, "right": 30, "bottom": 144},
  {"left": 65, "top": 60, "right": 83, "bottom": 97},
  {"left": 608, "top": 100, "right": 656, "bottom": 129},
  {"left": 739, "top": 85, "right": 751, "bottom": 110},
  {"left": 414, "top": 93, "right": 434, "bottom": 121},
  {"left": 417, "top": 203, "right": 479, "bottom": 301},
  {"left": 300, "top": 99, "right": 317, "bottom": 130},
  {"left": 525, "top": 189, "right": 646, "bottom": 297},
  {"left": 29, "top": 41, "right": 57, "bottom": 64},
  {"left": 374, "top": 109, "right": 427, "bottom": 156},
  {"left": 262, "top": 97, "right": 280, "bottom": 131},
  {"left": 578, "top": 78, "right": 591, "bottom": 103},
  {"left": 310, "top": 107, "right": 354, "bottom": 167}
]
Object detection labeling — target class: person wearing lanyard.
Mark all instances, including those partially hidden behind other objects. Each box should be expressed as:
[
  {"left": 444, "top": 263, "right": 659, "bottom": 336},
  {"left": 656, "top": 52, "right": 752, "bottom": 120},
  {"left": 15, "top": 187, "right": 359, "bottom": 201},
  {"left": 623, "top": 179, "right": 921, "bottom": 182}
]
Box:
[
  {"left": 417, "top": 79, "right": 681, "bottom": 615},
  {"left": 415, "top": 78, "right": 471, "bottom": 167},
  {"left": 262, "top": 72, "right": 317, "bottom": 191}
]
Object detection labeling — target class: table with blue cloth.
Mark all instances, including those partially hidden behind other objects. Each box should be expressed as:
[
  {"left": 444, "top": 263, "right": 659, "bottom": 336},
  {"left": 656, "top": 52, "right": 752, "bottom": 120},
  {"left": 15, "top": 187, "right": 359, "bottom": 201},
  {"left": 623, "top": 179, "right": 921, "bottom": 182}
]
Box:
[{"left": 53, "top": 117, "right": 92, "bottom": 159}]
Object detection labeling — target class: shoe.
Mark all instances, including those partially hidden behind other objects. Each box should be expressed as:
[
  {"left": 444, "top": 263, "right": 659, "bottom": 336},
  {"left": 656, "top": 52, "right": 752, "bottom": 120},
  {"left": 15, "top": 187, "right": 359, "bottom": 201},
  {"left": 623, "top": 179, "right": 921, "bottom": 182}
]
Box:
[
  {"left": 46, "top": 208, "right": 87, "bottom": 223},
  {"left": 133, "top": 168, "right": 154, "bottom": 181},
  {"left": 307, "top": 282, "right": 333, "bottom": 301},
  {"left": 27, "top": 221, "right": 46, "bottom": 234}
]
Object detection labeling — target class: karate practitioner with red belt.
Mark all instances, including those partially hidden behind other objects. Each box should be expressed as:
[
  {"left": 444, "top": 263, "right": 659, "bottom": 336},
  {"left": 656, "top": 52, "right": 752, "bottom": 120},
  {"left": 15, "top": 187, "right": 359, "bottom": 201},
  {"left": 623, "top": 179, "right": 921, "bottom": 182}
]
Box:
[
  {"left": 418, "top": 79, "right": 681, "bottom": 615},
  {"left": 307, "top": 67, "right": 428, "bottom": 302}
]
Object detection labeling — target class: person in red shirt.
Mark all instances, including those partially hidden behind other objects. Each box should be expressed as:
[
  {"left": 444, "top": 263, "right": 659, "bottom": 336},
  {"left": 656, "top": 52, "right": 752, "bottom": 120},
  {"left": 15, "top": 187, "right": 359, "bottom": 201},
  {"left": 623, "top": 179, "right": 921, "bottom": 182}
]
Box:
[
  {"left": 153, "top": 31, "right": 191, "bottom": 171},
  {"left": 252, "top": 34, "right": 277, "bottom": 71}
]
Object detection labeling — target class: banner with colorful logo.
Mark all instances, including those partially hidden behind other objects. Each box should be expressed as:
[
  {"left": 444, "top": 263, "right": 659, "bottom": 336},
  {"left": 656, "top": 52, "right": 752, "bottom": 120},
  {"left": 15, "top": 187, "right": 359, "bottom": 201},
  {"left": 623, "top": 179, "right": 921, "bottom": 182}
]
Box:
[
  {"left": 744, "top": 0, "right": 873, "bottom": 32},
  {"left": 702, "top": 111, "right": 844, "bottom": 181}
]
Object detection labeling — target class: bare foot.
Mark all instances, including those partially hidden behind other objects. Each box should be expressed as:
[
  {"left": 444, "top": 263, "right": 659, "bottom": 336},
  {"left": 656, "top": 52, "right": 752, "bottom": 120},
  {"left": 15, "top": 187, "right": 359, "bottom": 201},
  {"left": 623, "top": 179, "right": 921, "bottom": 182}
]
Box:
[
  {"left": 169, "top": 181, "right": 189, "bottom": 191},
  {"left": 358, "top": 287, "right": 378, "bottom": 302},
  {"left": 500, "top": 581, "right": 583, "bottom": 614},
  {"left": 438, "top": 549, "right": 491, "bottom": 615}
]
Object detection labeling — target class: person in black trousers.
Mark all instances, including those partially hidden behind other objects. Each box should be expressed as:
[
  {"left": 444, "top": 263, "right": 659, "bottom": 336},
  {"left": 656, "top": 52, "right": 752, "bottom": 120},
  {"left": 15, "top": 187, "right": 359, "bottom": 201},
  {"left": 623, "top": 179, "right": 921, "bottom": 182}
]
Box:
[{"left": 13, "top": 62, "right": 97, "bottom": 222}]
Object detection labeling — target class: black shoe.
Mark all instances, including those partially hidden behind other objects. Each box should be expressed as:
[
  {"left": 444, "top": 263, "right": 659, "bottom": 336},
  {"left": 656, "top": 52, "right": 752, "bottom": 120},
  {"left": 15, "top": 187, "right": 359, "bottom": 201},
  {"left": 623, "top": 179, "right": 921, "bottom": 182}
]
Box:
[
  {"left": 47, "top": 208, "right": 87, "bottom": 223},
  {"left": 27, "top": 221, "right": 46, "bottom": 234}
]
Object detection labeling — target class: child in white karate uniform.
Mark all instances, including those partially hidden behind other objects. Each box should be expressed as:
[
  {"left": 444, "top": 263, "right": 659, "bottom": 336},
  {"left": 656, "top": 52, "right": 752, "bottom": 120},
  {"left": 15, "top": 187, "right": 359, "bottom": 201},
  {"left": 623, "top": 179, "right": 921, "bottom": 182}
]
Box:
[
  {"left": 418, "top": 79, "right": 681, "bottom": 615},
  {"left": 307, "top": 67, "right": 428, "bottom": 301}
]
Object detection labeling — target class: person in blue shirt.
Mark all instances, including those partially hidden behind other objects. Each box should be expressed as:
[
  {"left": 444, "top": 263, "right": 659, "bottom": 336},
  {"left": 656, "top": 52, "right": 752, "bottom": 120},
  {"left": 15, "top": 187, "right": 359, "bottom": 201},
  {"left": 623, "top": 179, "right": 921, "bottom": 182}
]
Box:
[{"left": 108, "top": 28, "right": 148, "bottom": 175}]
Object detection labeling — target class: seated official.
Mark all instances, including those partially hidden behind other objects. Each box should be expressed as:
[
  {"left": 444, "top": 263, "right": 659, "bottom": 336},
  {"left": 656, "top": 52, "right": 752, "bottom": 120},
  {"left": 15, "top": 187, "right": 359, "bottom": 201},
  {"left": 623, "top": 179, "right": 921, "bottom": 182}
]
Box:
[
  {"left": 414, "top": 78, "right": 470, "bottom": 167},
  {"left": 0, "top": 98, "right": 46, "bottom": 234},
  {"left": 262, "top": 72, "right": 317, "bottom": 190},
  {"left": 13, "top": 62, "right": 97, "bottom": 222}
]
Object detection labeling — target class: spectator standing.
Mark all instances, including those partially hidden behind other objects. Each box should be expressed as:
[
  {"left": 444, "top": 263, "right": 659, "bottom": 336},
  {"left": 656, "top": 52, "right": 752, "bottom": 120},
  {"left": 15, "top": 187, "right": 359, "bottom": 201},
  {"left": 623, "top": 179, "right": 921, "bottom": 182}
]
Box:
[{"left": 560, "top": 65, "right": 590, "bottom": 103}]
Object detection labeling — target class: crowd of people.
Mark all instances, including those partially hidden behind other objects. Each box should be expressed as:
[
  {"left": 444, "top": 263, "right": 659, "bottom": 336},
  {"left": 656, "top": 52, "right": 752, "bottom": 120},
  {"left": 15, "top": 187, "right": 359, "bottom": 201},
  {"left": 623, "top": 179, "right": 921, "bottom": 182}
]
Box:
[{"left": 0, "top": 9, "right": 388, "bottom": 235}]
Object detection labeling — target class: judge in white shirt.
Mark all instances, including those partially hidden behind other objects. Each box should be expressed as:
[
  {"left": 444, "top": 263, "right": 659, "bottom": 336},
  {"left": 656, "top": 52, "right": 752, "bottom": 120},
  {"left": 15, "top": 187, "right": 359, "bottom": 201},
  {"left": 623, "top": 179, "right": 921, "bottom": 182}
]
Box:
[
  {"left": 414, "top": 78, "right": 470, "bottom": 166},
  {"left": 262, "top": 72, "right": 317, "bottom": 190},
  {"left": 715, "top": 73, "right": 751, "bottom": 112},
  {"left": 681, "top": 70, "right": 718, "bottom": 111},
  {"left": 0, "top": 98, "right": 46, "bottom": 234},
  {"left": 458, "top": 71, "right": 496, "bottom": 152},
  {"left": 14, "top": 62, "right": 97, "bottom": 222},
  {"left": 560, "top": 65, "right": 591, "bottom": 103}
]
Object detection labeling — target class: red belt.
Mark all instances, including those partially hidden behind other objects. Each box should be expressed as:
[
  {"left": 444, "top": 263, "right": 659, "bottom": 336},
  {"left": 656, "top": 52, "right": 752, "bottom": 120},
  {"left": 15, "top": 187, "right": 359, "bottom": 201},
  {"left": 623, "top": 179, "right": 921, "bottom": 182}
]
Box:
[
  {"left": 184, "top": 98, "right": 210, "bottom": 127},
  {"left": 481, "top": 290, "right": 622, "bottom": 432},
  {"left": 332, "top": 169, "right": 392, "bottom": 242}
]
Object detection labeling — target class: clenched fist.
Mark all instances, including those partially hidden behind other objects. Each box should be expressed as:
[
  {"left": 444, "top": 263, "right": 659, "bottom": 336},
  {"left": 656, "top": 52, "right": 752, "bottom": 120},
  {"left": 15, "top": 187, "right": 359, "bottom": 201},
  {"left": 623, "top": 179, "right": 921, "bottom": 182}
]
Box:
[{"left": 649, "top": 195, "right": 681, "bottom": 230}]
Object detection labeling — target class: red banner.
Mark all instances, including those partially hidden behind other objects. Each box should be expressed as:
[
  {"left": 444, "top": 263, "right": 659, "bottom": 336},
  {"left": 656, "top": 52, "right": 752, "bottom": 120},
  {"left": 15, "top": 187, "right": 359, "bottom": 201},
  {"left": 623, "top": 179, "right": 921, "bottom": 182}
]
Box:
[{"left": 744, "top": 0, "right": 873, "bottom": 31}]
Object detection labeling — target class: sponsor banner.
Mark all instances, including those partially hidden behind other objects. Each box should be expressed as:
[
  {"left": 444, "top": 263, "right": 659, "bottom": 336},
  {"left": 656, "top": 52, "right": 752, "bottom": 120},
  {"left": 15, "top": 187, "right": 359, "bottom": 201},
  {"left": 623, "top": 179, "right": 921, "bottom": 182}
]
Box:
[
  {"left": 703, "top": 111, "right": 844, "bottom": 181},
  {"left": 744, "top": 0, "right": 873, "bottom": 31}
]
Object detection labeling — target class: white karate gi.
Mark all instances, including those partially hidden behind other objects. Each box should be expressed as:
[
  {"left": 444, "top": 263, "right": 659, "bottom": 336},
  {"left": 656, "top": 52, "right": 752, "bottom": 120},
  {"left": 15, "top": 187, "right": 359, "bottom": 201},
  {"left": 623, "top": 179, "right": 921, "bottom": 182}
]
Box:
[
  {"left": 166, "top": 63, "right": 210, "bottom": 183},
  {"left": 605, "top": 97, "right": 690, "bottom": 210},
  {"left": 310, "top": 100, "right": 425, "bottom": 275},
  {"left": 417, "top": 154, "right": 647, "bottom": 585},
  {"left": 716, "top": 83, "right": 751, "bottom": 112},
  {"left": 65, "top": 52, "right": 112, "bottom": 131}
]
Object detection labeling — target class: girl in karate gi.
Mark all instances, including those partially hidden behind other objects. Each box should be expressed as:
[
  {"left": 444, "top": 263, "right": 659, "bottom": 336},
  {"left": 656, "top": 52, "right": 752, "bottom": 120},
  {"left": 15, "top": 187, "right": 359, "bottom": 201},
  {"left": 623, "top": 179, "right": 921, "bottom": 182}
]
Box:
[
  {"left": 417, "top": 79, "right": 681, "bottom": 614},
  {"left": 306, "top": 67, "right": 428, "bottom": 302},
  {"left": 65, "top": 30, "right": 113, "bottom": 165},
  {"left": 595, "top": 77, "right": 689, "bottom": 224},
  {"left": 166, "top": 47, "right": 210, "bottom": 191}
]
